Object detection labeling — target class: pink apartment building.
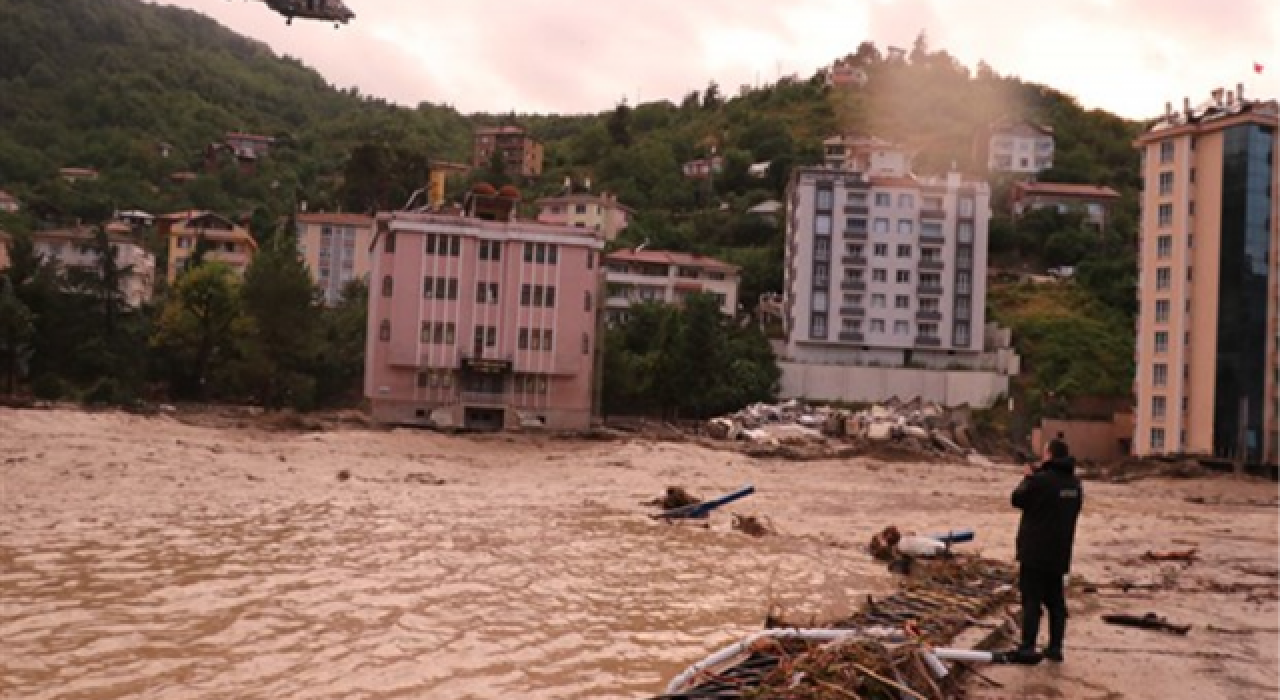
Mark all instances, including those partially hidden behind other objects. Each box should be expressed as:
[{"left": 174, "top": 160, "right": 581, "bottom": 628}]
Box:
[{"left": 365, "top": 191, "right": 605, "bottom": 432}]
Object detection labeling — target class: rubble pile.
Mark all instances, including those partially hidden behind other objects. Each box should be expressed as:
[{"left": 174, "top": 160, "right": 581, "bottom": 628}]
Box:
[{"left": 705, "top": 398, "right": 993, "bottom": 464}]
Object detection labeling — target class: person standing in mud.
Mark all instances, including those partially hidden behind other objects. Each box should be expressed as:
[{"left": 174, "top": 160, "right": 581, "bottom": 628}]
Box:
[{"left": 1011, "top": 438, "right": 1083, "bottom": 663}]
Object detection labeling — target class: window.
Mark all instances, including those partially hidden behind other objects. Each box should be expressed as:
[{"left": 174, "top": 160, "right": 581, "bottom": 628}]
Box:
[
  {"left": 954, "top": 322, "right": 970, "bottom": 346},
  {"left": 1156, "top": 267, "right": 1171, "bottom": 290},
  {"left": 956, "top": 271, "right": 970, "bottom": 293},
  {"left": 575, "top": 204, "right": 587, "bottom": 214},
  {"left": 810, "top": 313, "right": 828, "bottom": 339},
  {"left": 587, "top": 251, "right": 594, "bottom": 269},
  {"left": 478, "top": 240, "right": 502, "bottom": 261},
  {"left": 1151, "top": 427, "right": 1166, "bottom": 450},
  {"left": 920, "top": 298, "right": 939, "bottom": 313},
  {"left": 476, "top": 282, "right": 499, "bottom": 304},
  {"left": 893, "top": 320, "right": 909, "bottom": 335},
  {"left": 813, "top": 290, "right": 829, "bottom": 312},
  {"left": 897, "top": 244, "right": 911, "bottom": 258},
  {"left": 381, "top": 275, "right": 393, "bottom": 297},
  {"left": 922, "top": 196, "right": 943, "bottom": 211},
  {"left": 1157, "top": 235, "right": 1172, "bottom": 258},
  {"left": 1153, "top": 363, "right": 1168, "bottom": 388},
  {"left": 423, "top": 277, "right": 458, "bottom": 300},
  {"left": 1158, "top": 203, "right": 1173, "bottom": 227},
  {"left": 898, "top": 193, "right": 914, "bottom": 209},
  {"left": 816, "top": 188, "right": 834, "bottom": 210},
  {"left": 1152, "top": 396, "right": 1167, "bottom": 419},
  {"left": 519, "top": 284, "right": 557, "bottom": 307},
  {"left": 584, "top": 291, "right": 593, "bottom": 312},
  {"left": 385, "top": 233, "right": 396, "bottom": 253},
  {"left": 873, "top": 218, "right": 890, "bottom": 234},
  {"left": 1155, "top": 299, "right": 1170, "bottom": 322},
  {"left": 895, "top": 270, "right": 911, "bottom": 284},
  {"left": 1158, "top": 171, "right": 1174, "bottom": 195},
  {"left": 814, "top": 263, "right": 829, "bottom": 286},
  {"left": 870, "top": 319, "right": 886, "bottom": 333},
  {"left": 874, "top": 193, "right": 891, "bottom": 207},
  {"left": 814, "top": 237, "right": 831, "bottom": 261},
  {"left": 1189, "top": 201, "right": 1195, "bottom": 216},
  {"left": 815, "top": 214, "right": 832, "bottom": 235},
  {"left": 847, "top": 218, "right": 868, "bottom": 232},
  {"left": 848, "top": 192, "right": 868, "bottom": 206},
  {"left": 1154, "top": 331, "right": 1169, "bottom": 354},
  {"left": 958, "top": 198, "right": 975, "bottom": 217},
  {"left": 582, "top": 333, "right": 590, "bottom": 355},
  {"left": 545, "top": 286, "right": 556, "bottom": 307},
  {"left": 425, "top": 234, "right": 462, "bottom": 257},
  {"left": 1159, "top": 140, "right": 1174, "bottom": 164},
  {"left": 874, "top": 243, "right": 888, "bottom": 257},
  {"left": 897, "top": 220, "right": 914, "bottom": 235},
  {"left": 518, "top": 328, "right": 530, "bottom": 350},
  {"left": 919, "top": 322, "right": 938, "bottom": 338},
  {"left": 872, "top": 268, "right": 887, "bottom": 282},
  {"left": 895, "top": 295, "right": 909, "bottom": 309},
  {"left": 871, "top": 294, "right": 887, "bottom": 309},
  {"left": 922, "top": 221, "right": 943, "bottom": 239},
  {"left": 957, "top": 221, "right": 973, "bottom": 243},
  {"left": 843, "top": 293, "right": 861, "bottom": 306},
  {"left": 378, "top": 320, "right": 390, "bottom": 341}
]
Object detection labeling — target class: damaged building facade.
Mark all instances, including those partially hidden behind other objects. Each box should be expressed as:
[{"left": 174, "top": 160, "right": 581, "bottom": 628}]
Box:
[
  {"left": 364, "top": 186, "right": 604, "bottom": 431},
  {"left": 777, "top": 143, "right": 1018, "bottom": 407}
]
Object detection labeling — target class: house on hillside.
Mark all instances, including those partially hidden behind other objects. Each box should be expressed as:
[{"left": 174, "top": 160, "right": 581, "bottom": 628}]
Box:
[
  {"left": 681, "top": 156, "right": 723, "bottom": 180},
  {"left": 0, "top": 189, "right": 21, "bottom": 213},
  {"left": 826, "top": 58, "right": 868, "bottom": 89},
  {"left": 161, "top": 210, "right": 258, "bottom": 283},
  {"left": 294, "top": 211, "right": 375, "bottom": 305},
  {"left": 1011, "top": 181, "right": 1121, "bottom": 231},
  {"left": 982, "top": 118, "right": 1054, "bottom": 174},
  {"left": 472, "top": 126, "right": 544, "bottom": 177},
  {"left": 226, "top": 132, "right": 274, "bottom": 160},
  {"left": 535, "top": 190, "right": 632, "bottom": 241},
  {"left": 823, "top": 134, "right": 912, "bottom": 176},
  {"left": 59, "top": 167, "right": 99, "bottom": 183},
  {"left": 603, "top": 249, "right": 740, "bottom": 323},
  {"left": 30, "top": 224, "right": 156, "bottom": 306}
]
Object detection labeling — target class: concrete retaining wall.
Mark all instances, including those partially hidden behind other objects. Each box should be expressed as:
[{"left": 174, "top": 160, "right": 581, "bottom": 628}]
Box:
[{"left": 778, "top": 361, "right": 1010, "bottom": 408}]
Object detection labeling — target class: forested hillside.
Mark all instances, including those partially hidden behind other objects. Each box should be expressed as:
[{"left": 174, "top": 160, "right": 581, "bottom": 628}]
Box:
[{"left": 0, "top": 0, "right": 1146, "bottom": 418}]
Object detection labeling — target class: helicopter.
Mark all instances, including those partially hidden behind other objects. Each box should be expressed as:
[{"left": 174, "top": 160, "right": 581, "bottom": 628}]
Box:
[{"left": 256, "top": 0, "right": 356, "bottom": 28}]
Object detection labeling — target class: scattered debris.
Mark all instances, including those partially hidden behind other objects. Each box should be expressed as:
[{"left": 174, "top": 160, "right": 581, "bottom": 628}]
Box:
[
  {"left": 1101, "top": 612, "right": 1192, "bottom": 635},
  {"left": 870, "top": 525, "right": 902, "bottom": 561},
  {"left": 404, "top": 472, "right": 446, "bottom": 485},
  {"left": 653, "top": 484, "right": 755, "bottom": 520},
  {"left": 703, "top": 398, "right": 996, "bottom": 464},
  {"left": 1143, "top": 548, "right": 1198, "bottom": 563},
  {"left": 644, "top": 486, "right": 701, "bottom": 510},
  {"left": 731, "top": 514, "right": 776, "bottom": 537},
  {"left": 336, "top": 469, "right": 351, "bottom": 482}
]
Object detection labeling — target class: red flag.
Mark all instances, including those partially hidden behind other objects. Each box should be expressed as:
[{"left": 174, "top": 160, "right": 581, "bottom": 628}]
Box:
[{"left": 1256, "top": 62, "right": 1265, "bottom": 74}]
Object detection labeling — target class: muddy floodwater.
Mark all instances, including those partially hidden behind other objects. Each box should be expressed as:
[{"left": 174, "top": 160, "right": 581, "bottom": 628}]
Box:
[{"left": 2, "top": 409, "right": 1277, "bottom": 699}]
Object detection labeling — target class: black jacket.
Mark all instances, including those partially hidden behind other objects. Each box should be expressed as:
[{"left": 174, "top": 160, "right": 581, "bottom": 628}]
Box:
[{"left": 1012, "top": 457, "right": 1083, "bottom": 574}]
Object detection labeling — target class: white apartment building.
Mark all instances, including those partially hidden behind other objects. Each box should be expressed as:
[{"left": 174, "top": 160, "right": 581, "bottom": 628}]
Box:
[
  {"left": 604, "top": 249, "right": 740, "bottom": 323},
  {"left": 783, "top": 164, "right": 991, "bottom": 368},
  {"left": 986, "top": 119, "right": 1055, "bottom": 174},
  {"left": 31, "top": 224, "right": 156, "bottom": 307}
]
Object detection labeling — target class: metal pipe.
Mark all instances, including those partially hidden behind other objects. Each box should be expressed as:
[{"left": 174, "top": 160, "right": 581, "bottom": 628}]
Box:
[{"left": 664, "top": 629, "right": 858, "bottom": 693}]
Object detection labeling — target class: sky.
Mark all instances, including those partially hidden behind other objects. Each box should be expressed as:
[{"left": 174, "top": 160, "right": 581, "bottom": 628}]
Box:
[{"left": 158, "top": 0, "right": 1279, "bottom": 119}]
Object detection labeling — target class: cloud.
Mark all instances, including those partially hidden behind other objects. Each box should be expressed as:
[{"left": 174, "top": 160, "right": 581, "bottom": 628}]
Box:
[{"left": 154, "top": 0, "right": 1279, "bottom": 118}]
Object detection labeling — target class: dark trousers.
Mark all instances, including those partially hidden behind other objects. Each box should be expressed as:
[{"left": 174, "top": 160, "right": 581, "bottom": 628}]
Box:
[{"left": 1019, "top": 565, "right": 1067, "bottom": 651}]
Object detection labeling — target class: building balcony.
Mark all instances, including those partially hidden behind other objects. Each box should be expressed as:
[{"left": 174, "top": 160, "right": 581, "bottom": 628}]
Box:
[
  {"left": 915, "top": 336, "right": 942, "bottom": 347},
  {"left": 918, "top": 258, "right": 944, "bottom": 271},
  {"left": 916, "top": 310, "right": 942, "bottom": 321},
  {"left": 842, "top": 255, "right": 868, "bottom": 266},
  {"left": 839, "top": 331, "right": 865, "bottom": 343},
  {"left": 841, "top": 280, "right": 867, "bottom": 291},
  {"left": 920, "top": 231, "right": 945, "bottom": 243},
  {"left": 920, "top": 208, "right": 947, "bottom": 220},
  {"left": 839, "top": 306, "right": 866, "bottom": 317},
  {"left": 844, "top": 205, "right": 869, "bottom": 216},
  {"left": 843, "top": 228, "right": 868, "bottom": 240},
  {"left": 917, "top": 284, "right": 944, "bottom": 296},
  {"left": 459, "top": 391, "right": 508, "bottom": 407}
]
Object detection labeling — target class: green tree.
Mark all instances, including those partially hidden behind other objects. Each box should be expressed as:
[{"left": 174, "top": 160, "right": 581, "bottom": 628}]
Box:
[
  {"left": 151, "top": 263, "right": 241, "bottom": 399},
  {"left": 312, "top": 278, "right": 367, "bottom": 405},
  {"left": 239, "top": 233, "right": 319, "bottom": 409},
  {"left": 607, "top": 102, "right": 632, "bottom": 148},
  {"left": 0, "top": 278, "right": 35, "bottom": 393}
]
